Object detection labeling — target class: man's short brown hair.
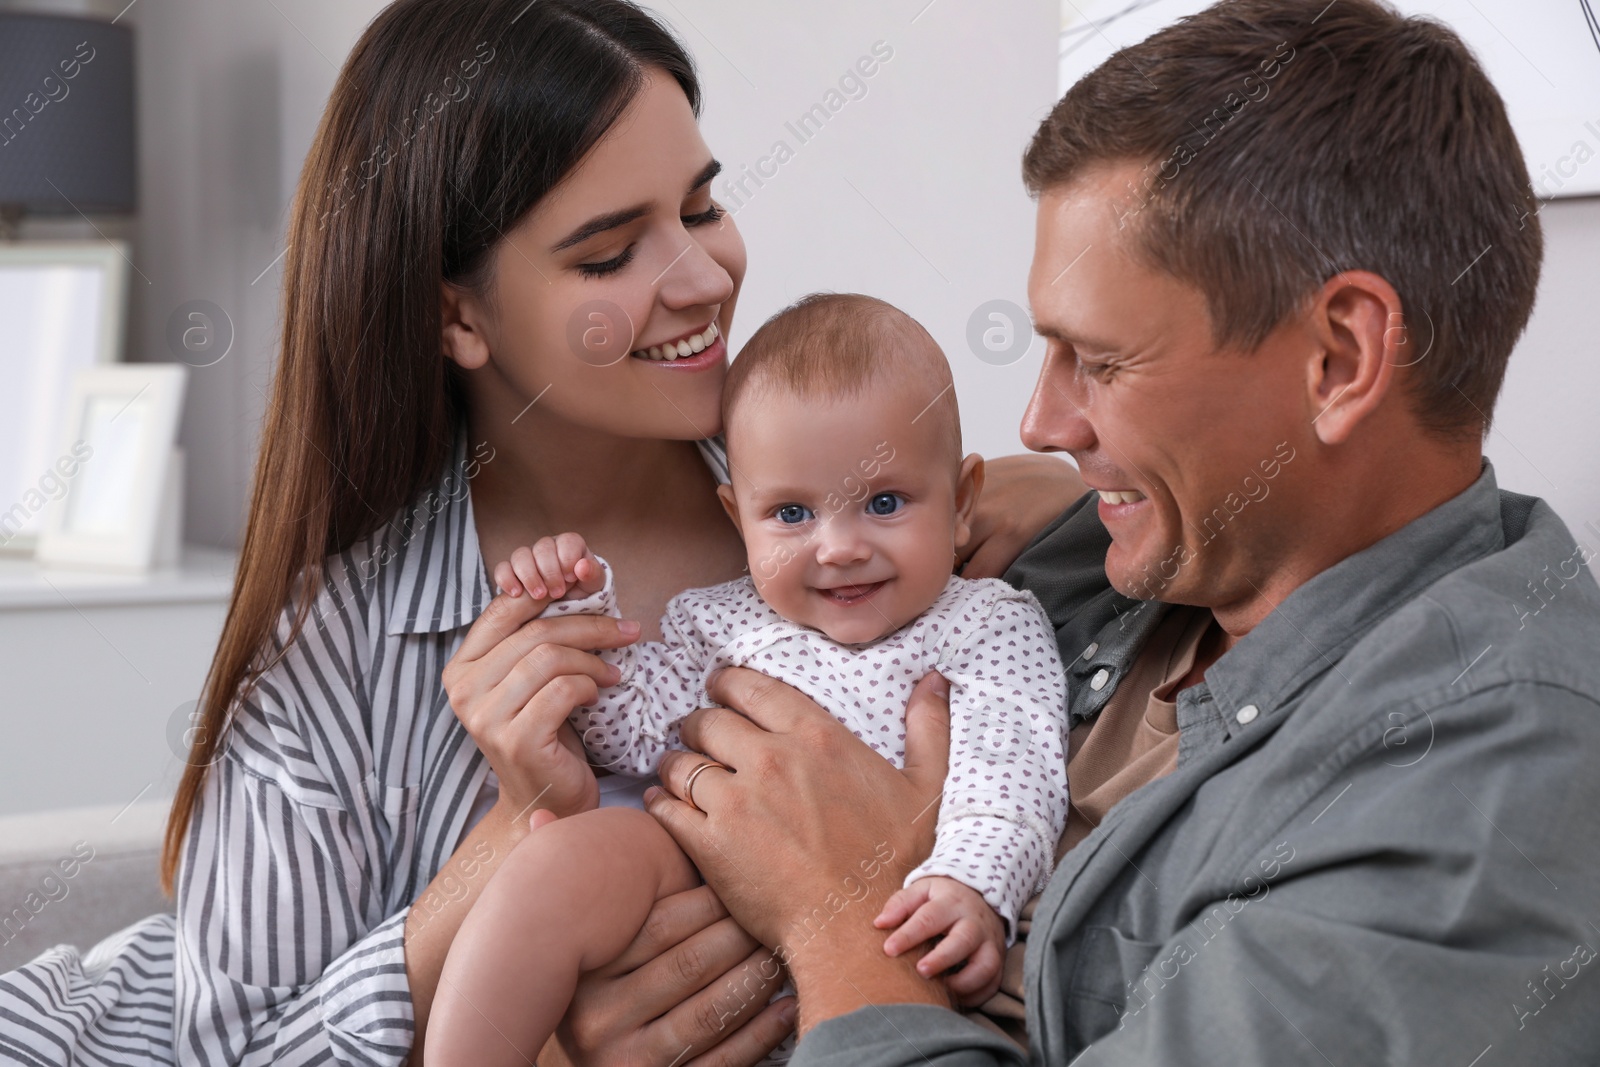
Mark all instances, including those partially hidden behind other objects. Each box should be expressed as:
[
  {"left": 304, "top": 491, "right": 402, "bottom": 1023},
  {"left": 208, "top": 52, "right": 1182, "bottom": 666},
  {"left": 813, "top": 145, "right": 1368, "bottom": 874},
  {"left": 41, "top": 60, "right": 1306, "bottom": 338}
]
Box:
[{"left": 1024, "top": 0, "right": 1543, "bottom": 438}]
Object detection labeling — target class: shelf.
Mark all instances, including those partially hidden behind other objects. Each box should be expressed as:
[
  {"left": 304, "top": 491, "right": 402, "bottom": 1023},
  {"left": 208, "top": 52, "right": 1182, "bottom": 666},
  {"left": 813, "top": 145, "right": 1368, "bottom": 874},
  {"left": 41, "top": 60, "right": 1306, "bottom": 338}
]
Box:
[{"left": 0, "top": 545, "right": 236, "bottom": 610}]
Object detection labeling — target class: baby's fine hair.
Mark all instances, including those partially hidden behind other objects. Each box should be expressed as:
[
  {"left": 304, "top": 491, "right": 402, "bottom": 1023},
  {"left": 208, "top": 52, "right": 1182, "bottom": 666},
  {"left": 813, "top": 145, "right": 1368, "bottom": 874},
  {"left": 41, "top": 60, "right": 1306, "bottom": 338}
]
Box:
[{"left": 721, "top": 292, "right": 961, "bottom": 460}]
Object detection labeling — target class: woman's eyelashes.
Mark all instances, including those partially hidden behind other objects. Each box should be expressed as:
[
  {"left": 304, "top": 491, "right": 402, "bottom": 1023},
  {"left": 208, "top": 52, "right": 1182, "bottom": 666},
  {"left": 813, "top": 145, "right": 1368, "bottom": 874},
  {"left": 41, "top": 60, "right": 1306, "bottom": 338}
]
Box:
[
  {"left": 577, "top": 245, "right": 635, "bottom": 278},
  {"left": 574, "top": 205, "right": 725, "bottom": 278}
]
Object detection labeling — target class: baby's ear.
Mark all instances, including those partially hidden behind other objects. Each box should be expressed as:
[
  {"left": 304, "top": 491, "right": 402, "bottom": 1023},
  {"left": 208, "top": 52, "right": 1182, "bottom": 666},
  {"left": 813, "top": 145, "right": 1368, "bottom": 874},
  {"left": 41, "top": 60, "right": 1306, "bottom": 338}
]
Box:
[
  {"left": 953, "top": 453, "right": 985, "bottom": 549},
  {"left": 716, "top": 484, "right": 744, "bottom": 536}
]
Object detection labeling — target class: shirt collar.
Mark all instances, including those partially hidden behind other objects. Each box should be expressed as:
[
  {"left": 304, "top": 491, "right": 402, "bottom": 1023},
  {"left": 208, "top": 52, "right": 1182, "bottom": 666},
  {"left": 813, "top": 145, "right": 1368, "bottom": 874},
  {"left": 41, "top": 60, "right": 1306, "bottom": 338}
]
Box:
[
  {"left": 384, "top": 433, "right": 494, "bottom": 636},
  {"left": 1202, "top": 460, "right": 1507, "bottom": 728}
]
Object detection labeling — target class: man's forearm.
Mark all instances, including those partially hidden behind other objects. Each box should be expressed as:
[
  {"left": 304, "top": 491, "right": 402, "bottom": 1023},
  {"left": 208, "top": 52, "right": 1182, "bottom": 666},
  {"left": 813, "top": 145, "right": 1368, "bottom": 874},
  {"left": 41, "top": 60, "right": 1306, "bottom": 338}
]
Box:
[{"left": 786, "top": 918, "right": 952, "bottom": 1037}]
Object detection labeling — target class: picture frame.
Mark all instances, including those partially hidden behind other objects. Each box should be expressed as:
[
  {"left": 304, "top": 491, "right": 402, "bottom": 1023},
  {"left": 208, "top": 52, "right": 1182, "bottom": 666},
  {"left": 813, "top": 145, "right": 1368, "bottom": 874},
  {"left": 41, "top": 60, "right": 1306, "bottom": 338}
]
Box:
[
  {"left": 34, "top": 364, "right": 188, "bottom": 572},
  {"left": 0, "top": 240, "right": 129, "bottom": 554}
]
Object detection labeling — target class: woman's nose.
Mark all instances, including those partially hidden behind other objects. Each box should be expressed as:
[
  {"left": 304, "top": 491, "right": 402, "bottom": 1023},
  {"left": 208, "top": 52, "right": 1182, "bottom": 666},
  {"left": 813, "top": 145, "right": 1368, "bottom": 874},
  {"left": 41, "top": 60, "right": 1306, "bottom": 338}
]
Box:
[{"left": 655, "top": 231, "right": 735, "bottom": 312}]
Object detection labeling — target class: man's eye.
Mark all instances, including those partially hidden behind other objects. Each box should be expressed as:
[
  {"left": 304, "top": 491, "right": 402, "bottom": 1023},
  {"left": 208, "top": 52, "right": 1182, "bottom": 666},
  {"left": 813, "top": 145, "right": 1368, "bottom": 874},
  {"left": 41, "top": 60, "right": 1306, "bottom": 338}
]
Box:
[
  {"left": 867, "top": 493, "right": 903, "bottom": 516},
  {"left": 776, "top": 504, "right": 814, "bottom": 525}
]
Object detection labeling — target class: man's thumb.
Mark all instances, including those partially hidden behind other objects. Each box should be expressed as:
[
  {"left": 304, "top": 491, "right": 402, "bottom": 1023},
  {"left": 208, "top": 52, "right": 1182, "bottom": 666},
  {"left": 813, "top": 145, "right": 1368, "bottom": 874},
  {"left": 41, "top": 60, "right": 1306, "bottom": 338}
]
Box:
[{"left": 904, "top": 671, "right": 952, "bottom": 793}]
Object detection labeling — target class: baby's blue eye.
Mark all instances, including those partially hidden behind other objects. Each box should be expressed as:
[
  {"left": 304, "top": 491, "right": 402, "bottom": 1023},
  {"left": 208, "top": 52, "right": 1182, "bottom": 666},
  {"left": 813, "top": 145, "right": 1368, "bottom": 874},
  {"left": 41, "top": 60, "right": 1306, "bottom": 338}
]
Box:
[
  {"left": 867, "top": 493, "right": 903, "bottom": 516},
  {"left": 776, "top": 504, "right": 814, "bottom": 525}
]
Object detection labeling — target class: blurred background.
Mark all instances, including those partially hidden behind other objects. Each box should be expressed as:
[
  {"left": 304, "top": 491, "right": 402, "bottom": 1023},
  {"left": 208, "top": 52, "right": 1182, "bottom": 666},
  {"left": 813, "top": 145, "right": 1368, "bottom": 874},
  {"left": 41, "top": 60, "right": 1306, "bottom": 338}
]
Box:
[{"left": 0, "top": 0, "right": 1595, "bottom": 965}]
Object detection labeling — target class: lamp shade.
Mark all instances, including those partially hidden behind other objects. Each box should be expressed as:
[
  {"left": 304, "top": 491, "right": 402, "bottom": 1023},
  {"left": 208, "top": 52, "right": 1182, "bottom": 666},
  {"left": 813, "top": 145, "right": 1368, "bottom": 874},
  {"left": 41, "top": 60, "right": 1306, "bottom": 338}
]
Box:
[{"left": 0, "top": 13, "right": 136, "bottom": 216}]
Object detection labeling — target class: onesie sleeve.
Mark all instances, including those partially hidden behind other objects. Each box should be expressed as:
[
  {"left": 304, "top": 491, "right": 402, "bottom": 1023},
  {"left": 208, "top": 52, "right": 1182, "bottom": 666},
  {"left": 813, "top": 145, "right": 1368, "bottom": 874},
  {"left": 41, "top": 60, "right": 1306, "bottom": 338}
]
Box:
[
  {"left": 539, "top": 554, "right": 714, "bottom": 777},
  {"left": 906, "top": 585, "right": 1070, "bottom": 941}
]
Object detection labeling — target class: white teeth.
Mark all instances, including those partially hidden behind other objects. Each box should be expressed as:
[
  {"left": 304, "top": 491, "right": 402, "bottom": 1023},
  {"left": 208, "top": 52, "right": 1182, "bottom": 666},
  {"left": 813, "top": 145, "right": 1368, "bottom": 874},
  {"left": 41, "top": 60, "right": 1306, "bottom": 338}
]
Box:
[
  {"left": 1097, "top": 489, "right": 1146, "bottom": 505},
  {"left": 632, "top": 322, "right": 721, "bottom": 360}
]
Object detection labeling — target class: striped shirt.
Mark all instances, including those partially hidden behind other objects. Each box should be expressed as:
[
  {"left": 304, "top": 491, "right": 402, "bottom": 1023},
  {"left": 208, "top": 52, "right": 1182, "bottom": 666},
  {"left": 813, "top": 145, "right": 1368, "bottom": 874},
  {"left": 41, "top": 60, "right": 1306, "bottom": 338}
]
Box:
[{"left": 0, "top": 434, "right": 730, "bottom": 1066}]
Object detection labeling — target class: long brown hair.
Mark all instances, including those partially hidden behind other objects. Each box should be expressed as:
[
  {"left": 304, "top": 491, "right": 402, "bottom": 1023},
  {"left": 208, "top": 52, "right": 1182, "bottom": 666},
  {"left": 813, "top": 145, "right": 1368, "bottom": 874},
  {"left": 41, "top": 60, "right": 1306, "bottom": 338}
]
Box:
[{"left": 161, "top": 0, "right": 702, "bottom": 893}]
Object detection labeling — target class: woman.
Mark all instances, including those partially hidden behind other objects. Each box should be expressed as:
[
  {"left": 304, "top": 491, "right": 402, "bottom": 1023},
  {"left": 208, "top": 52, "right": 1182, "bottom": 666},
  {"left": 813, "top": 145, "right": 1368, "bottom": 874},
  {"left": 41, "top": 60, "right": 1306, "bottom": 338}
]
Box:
[{"left": 0, "top": 1, "right": 1081, "bottom": 1063}]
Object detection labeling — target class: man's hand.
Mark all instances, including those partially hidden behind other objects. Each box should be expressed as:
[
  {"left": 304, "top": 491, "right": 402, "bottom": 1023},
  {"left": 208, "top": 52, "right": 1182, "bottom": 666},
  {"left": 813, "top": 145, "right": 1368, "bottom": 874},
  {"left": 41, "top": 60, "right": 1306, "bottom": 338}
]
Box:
[
  {"left": 876, "top": 876, "right": 1006, "bottom": 1008},
  {"left": 542, "top": 884, "right": 797, "bottom": 1067},
  {"left": 960, "top": 453, "right": 1086, "bottom": 579},
  {"left": 643, "top": 668, "right": 958, "bottom": 1035}
]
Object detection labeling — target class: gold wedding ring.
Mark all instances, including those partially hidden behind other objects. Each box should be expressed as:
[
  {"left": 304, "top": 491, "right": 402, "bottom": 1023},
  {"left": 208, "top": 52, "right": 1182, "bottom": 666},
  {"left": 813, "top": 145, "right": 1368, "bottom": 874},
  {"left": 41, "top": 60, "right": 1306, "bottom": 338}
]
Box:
[{"left": 683, "top": 759, "right": 728, "bottom": 813}]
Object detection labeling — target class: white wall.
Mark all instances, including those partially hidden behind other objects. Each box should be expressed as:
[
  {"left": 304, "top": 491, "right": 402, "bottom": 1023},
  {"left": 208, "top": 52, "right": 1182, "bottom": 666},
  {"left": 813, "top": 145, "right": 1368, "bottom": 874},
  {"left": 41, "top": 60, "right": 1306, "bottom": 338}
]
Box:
[{"left": 17, "top": 0, "right": 1596, "bottom": 545}]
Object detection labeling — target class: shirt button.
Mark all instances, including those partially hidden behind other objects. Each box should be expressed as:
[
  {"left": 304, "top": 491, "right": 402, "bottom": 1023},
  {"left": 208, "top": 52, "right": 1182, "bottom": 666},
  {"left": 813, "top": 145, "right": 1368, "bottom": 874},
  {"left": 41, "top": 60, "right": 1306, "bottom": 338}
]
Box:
[
  {"left": 1090, "top": 669, "right": 1110, "bottom": 692},
  {"left": 1081, "top": 642, "right": 1099, "bottom": 660},
  {"left": 1235, "top": 704, "right": 1260, "bottom": 725}
]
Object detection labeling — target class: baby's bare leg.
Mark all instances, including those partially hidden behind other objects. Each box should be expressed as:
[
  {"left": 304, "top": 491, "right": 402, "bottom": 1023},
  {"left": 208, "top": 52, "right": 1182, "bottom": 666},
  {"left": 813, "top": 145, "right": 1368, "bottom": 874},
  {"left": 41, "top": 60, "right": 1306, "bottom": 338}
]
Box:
[{"left": 425, "top": 806, "right": 698, "bottom": 1066}]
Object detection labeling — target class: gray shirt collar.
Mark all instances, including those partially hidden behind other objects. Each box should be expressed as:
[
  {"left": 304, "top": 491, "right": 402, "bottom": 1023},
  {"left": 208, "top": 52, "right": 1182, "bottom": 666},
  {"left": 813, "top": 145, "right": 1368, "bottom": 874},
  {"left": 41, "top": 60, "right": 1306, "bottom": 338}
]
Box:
[{"left": 1203, "top": 461, "right": 1505, "bottom": 731}]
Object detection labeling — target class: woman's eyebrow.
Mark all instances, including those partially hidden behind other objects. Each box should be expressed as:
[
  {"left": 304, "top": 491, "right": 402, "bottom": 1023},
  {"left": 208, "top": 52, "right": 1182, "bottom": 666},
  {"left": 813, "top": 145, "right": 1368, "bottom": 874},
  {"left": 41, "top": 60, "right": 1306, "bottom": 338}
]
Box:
[
  {"left": 551, "top": 206, "right": 650, "bottom": 253},
  {"left": 688, "top": 158, "right": 722, "bottom": 193},
  {"left": 550, "top": 160, "right": 725, "bottom": 254}
]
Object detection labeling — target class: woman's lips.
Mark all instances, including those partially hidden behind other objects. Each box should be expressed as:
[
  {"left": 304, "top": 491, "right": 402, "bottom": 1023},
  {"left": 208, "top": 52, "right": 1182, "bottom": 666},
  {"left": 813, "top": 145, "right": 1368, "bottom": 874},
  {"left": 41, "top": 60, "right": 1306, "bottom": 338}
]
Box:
[
  {"left": 631, "top": 331, "right": 725, "bottom": 371},
  {"left": 818, "top": 580, "right": 887, "bottom": 605},
  {"left": 631, "top": 321, "right": 721, "bottom": 361}
]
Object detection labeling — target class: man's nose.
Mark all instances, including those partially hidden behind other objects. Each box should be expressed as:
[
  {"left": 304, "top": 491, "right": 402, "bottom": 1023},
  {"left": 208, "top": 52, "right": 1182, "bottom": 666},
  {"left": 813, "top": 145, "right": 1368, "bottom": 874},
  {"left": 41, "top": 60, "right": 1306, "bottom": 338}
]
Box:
[
  {"left": 813, "top": 515, "right": 872, "bottom": 566},
  {"left": 1021, "top": 351, "right": 1096, "bottom": 454}
]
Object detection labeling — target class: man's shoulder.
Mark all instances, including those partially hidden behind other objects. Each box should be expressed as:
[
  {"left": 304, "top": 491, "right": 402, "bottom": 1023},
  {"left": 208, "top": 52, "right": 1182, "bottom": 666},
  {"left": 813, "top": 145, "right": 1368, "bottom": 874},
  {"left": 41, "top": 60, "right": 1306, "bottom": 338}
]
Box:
[{"left": 1369, "top": 491, "right": 1600, "bottom": 706}]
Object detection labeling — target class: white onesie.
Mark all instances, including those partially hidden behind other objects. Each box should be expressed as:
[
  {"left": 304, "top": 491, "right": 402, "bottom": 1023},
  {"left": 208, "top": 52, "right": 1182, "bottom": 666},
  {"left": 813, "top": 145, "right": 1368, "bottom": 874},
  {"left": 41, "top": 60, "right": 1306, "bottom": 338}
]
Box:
[{"left": 545, "top": 557, "right": 1071, "bottom": 936}]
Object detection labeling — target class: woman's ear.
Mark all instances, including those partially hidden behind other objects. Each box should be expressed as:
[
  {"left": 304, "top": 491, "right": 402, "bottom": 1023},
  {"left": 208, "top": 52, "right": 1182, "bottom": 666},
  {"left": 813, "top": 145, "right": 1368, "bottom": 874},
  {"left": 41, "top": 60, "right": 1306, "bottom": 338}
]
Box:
[
  {"left": 440, "top": 280, "right": 493, "bottom": 371},
  {"left": 952, "top": 453, "right": 985, "bottom": 550},
  {"left": 1304, "top": 270, "right": 1402, "bottom": 447},
  {"left": 716, "top": 484, "right": 744, "bottom": 535}
]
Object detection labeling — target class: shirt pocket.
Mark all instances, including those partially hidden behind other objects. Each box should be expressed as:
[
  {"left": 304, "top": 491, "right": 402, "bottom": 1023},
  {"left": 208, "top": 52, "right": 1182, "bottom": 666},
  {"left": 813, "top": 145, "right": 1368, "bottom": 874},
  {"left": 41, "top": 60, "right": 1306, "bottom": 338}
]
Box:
[
  {"left": 364, "top": 773, "right": 419, "bottom": 894},
  {"left": 1064, "top": 925, "right": 1164, "bottom": 1044}
]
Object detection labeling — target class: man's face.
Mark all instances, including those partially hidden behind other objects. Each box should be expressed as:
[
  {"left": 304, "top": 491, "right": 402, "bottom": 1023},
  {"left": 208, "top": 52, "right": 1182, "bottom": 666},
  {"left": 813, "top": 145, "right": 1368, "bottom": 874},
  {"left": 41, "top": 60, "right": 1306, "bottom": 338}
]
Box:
[{"left": 1023, "top": 162, "right": 1314, "bottom": 610}]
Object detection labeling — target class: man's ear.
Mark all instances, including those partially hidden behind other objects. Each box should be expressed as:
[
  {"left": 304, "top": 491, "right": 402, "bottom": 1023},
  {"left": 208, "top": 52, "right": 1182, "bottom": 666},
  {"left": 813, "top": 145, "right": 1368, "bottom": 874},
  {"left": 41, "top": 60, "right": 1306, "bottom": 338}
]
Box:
[
  {"left": 441, "top": 280, "right": 493, "bottom": 371},
  {"left": 952, "top": 453, "right": 985, "bottom": 550},
  {"left": 1305, "top": 270, "right": 1403, "bottom": 447},
  {"left": 716, "top": 484, "right": 744, "bottom": 536}
]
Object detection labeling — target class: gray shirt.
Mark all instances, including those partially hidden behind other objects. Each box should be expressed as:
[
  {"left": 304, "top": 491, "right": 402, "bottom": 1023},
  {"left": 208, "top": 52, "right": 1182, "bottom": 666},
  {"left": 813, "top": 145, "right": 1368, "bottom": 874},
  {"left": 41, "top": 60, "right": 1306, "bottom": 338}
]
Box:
[{"left": 792, "top": 463, "right": 1600, "bottom": 1065}]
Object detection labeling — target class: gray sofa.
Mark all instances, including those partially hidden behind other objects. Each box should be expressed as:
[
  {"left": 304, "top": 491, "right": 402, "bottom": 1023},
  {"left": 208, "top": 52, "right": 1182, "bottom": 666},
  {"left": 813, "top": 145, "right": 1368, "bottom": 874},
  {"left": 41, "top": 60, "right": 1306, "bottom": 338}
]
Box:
[{"left": 0, "top": 802, "right": 171, "bottom": 973}]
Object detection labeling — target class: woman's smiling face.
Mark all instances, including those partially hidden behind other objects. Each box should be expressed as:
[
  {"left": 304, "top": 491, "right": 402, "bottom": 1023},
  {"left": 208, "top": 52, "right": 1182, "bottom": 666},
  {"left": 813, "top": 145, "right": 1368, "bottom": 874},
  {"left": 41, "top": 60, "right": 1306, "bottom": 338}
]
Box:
[{"left": 444, "top": 66, "right": 746, "bottom": 441}]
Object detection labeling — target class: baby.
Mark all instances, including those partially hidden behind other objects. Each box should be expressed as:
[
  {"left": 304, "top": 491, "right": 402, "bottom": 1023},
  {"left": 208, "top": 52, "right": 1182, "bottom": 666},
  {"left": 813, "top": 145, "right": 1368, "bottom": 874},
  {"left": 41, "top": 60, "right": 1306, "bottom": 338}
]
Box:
[{"left": 428, "top": 294, "right": 1069, "bottom": 1065}]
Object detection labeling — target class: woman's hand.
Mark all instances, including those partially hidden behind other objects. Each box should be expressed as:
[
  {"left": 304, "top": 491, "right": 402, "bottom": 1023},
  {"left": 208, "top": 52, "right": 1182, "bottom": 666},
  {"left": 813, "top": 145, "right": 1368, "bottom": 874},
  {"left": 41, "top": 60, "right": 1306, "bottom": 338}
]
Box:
[
  {"left": 541, "top": 884, "right": 797, "bottom": 1067},
  {"left": 441, "top": 589, "right": 640, "bottom": 820},
  {"left": 960, "top": 453, "right": 1086, "bottom": 579},
  {"left": 645, "top": 668, "right": 956, "bottom": 1035}
]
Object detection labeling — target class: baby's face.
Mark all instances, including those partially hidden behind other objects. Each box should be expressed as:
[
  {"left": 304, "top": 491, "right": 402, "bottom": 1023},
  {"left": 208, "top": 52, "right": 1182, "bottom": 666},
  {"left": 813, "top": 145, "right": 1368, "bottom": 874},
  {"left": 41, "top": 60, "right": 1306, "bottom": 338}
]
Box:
[{"left": 718, "top": 382, "right": 980, "bottom": 645}]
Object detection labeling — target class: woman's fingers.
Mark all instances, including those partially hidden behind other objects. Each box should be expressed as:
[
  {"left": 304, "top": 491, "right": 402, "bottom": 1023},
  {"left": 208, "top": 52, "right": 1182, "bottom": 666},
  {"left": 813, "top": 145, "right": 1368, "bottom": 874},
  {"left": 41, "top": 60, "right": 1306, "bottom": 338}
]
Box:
[
  {"left": 650, "top": 944, "right": 789, "bottom": 1060},
  {"left": 448, "top": 587, "right": 551, "bottom": 663},
  {"left": 600, "top": 884, "right": 731, "bottom": 976},
  {"left": 683, "top": 996, "right": 796, "bottom": 1067}
]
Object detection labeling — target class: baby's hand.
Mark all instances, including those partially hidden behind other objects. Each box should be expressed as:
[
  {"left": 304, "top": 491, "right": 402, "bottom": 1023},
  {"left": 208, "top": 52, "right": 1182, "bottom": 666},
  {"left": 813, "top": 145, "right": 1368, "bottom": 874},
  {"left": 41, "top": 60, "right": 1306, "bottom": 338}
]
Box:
[
  {"left": 494, "top": 533, "right": 605, "bottom": 601},
  {"left": 874, "top": 876, "right": 1006, "bottom": 1007}
]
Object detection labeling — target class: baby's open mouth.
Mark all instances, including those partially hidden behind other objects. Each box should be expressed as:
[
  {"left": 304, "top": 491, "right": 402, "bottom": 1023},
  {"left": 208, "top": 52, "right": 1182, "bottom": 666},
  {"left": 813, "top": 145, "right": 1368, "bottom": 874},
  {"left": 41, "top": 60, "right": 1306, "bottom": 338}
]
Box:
[
  {"left": 818, "top": 580, "right": 887, "bottom": 605},
  {"left": 631, "top": 322, "right": 720, "bottom": 361}
]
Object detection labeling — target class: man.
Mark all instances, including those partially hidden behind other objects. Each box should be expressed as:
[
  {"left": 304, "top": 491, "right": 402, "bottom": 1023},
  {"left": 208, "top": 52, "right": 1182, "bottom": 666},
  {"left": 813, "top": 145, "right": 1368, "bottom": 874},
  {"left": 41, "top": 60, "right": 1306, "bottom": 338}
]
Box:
[{"left": 643, "top": 0, "right": 1600, "bottom": 1062}]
